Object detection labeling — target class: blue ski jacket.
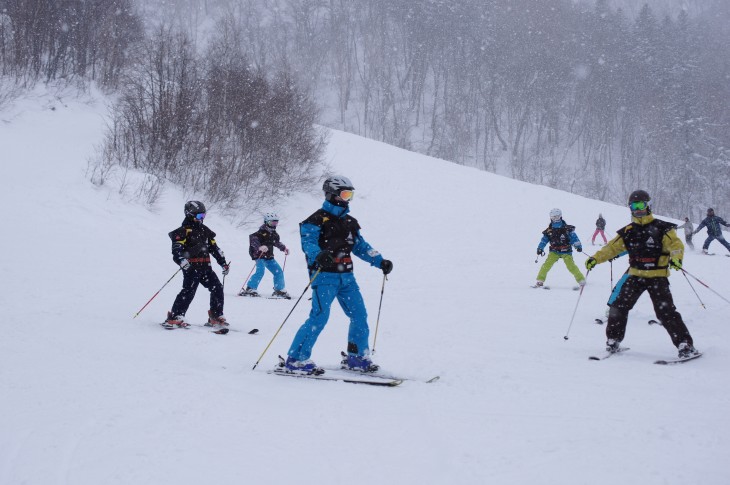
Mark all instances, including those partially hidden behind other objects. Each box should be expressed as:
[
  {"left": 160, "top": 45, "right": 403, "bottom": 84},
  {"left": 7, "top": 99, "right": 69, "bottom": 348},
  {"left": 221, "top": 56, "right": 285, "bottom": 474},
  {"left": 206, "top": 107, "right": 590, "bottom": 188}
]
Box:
[
  {"left": 300, "top": 200, "right": 384, "bottom": 277},
  {"left": 538, "top": 220, "right": 582, "bottom": 254},
  {"left": 695, "top": 215, "right": 729, "bottom": 237}
]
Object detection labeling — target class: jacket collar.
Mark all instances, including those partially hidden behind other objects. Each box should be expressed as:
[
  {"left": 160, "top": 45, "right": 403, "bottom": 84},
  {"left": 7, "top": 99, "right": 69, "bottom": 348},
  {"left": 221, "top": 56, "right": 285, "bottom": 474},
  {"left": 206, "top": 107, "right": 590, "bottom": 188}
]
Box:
[
  {"left": 631, "top": 214, "right": 655, "bottom": 225},
  {"left": 322, "top": 200, "right": 350, "bottom": 218}
]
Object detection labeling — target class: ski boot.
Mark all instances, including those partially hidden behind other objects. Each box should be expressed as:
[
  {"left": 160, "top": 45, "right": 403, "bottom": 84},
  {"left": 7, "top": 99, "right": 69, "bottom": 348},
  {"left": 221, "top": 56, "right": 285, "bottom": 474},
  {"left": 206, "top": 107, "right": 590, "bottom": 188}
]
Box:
[
  {"left": 677, "top": 342, "right": 699, "bottom": 359},
  {"left": 163, "top": 311, "right": 190, "bottom": 329},
  {"left": 284, "top": 356, "right": 324, "bottom": 375},
  {"left": 205, "top": 310, "right": 229, "bottom": 327},
  {"left": 606, "top": 339, "right": 621, "bottom": 353},
  {"left": 238, "top": 287, "right": 260, "bottom": 297},
  {"left": 341, "top": 353, "right": 379, "bottom": 373},
  {"left": 271, "top": 289, "right": 291, "bottom": 299}
]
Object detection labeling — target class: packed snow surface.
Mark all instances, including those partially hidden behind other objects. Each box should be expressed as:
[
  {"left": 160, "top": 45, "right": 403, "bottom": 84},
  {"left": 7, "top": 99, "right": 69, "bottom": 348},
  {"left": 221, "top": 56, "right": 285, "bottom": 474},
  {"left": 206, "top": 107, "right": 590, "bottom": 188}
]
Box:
[{"left": 1, "top": 92, "right": 729, "bottom": 485}]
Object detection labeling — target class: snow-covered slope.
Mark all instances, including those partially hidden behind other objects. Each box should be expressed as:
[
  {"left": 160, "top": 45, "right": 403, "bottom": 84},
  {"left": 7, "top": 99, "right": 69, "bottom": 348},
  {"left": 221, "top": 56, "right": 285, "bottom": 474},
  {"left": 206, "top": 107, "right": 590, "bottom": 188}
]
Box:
[{"left": 1, "top": 92, "right": 729, "bottom": 485}]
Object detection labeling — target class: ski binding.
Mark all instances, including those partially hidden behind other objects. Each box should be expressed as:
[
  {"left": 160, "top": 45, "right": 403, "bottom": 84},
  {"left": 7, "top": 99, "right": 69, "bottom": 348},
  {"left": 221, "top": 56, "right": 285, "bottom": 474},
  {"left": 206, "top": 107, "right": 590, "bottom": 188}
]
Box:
[
  {"left": 589, "top": 347, "right": 630, "bottom": 361},
  {"left": 654, "top": 352, "right": 703, "bottom": 365}
]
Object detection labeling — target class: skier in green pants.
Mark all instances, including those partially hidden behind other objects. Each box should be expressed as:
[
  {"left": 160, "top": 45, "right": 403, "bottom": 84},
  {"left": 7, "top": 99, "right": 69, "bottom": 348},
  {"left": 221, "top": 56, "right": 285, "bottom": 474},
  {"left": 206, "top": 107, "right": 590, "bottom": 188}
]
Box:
[{"left": 534, "top": 208, "right": 585, "bottom": 288}]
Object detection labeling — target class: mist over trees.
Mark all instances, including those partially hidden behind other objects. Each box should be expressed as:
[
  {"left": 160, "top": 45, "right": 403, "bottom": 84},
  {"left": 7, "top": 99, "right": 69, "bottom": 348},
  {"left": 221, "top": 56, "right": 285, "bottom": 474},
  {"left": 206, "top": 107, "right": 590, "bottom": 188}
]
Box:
[
  {"left": 1, "top": 0, "right": 729, "bottom": 220},
  {"left": 1, "top": 0, "right": 324, "bottom": 220},
  {"left": 0, "top": 0, "right": 142, "bottom": 89},
  {"left": 182, "top": 0, "right": 728, "bottom": 220}
]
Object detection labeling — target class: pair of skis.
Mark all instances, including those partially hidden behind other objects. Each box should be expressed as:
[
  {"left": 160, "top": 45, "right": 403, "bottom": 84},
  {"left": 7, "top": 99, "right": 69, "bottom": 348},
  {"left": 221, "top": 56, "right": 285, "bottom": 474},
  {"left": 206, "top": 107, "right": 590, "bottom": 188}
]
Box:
[
  {"left": 593, "top": 318, "right": 662, "bottom": 326},
  {"left": 268, "top": 355, "right": 440, "bottom": 387},
  {"left": 159, "top": 322, "right": 259, "bottom": 335},
  {"left": 589, "top": 347, "right": 703, "bottom": 365},
  {"left": 530, "top": 284, "right": 581, "bottom": 291},
  {"left": 238, "top": 293, "right": 292, "bottom": 300}
]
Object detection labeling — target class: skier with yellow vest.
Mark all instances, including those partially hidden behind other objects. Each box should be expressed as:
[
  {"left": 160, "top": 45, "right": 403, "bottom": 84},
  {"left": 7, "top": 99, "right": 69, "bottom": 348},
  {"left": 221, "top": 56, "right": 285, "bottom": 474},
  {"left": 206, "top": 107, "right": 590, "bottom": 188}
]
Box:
[{"left": 585, "top": 190, "right": 699, "bottom": 359}]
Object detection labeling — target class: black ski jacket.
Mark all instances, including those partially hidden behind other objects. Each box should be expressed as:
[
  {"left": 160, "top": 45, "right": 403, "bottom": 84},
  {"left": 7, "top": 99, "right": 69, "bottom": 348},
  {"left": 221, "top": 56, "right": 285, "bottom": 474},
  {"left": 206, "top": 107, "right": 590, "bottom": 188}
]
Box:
[{"left": 169, "top": 218, "right": 226, "bottom": 269}]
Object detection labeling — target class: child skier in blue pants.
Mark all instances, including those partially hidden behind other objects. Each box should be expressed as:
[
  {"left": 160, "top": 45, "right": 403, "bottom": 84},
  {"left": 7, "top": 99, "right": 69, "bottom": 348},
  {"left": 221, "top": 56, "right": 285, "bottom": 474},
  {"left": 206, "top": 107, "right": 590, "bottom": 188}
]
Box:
[
  {"left": 284, "top": 176, "right": 393, "bottom": 376},
  {"left": 239, "top": 213, "right": 291, "bottom": 299}
]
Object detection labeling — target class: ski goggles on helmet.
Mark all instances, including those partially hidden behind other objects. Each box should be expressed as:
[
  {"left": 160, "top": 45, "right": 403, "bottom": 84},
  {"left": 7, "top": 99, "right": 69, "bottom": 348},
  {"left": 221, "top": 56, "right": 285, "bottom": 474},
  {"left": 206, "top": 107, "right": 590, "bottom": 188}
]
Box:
[
  {"left": 338, "top": 189, "right": 354, "bottom": 201},
  {"left": 195, "top": 212, "right": 206, "bottom": 220},
  {"left": 629, "top": 201, "right": 648, "bottom": 211},
  {"left": 266, "top": 220, "right": 279, "bottom": 227},
  {"left": 550, "top": 214, "right": 561, "bottom": 222}
]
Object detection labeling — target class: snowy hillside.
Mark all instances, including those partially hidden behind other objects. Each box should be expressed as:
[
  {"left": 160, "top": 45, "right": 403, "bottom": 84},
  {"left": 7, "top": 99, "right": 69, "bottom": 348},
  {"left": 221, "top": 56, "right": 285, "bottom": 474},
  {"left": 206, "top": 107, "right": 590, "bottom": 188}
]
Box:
[{"left": 1, "top": 91, "right": 729, "bottom": 485}]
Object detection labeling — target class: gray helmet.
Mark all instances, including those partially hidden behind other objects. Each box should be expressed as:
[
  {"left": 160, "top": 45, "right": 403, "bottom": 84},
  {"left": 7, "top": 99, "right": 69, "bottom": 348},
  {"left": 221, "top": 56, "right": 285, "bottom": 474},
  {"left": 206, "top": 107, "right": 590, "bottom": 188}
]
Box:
[
  {"left": 549, "top": 208, "right": 562, "bottom": 222},
  {"left": 323, "top": 175, "right": 354, "bottom": 204},
  {"left": 184, "top": 200, "right": 206, "bottom": 218}
]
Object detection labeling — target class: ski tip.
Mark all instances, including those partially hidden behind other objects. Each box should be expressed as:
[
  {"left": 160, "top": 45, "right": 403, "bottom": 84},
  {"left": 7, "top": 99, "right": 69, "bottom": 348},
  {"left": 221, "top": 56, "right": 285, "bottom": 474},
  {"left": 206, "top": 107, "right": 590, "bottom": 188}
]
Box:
[
  {"left": 594, "top": 319, "right": 604, "bottom": 325},
  {"left": 588, "top": 356, "right": 600, "bottom": 360},
  {"left": 248, "top": 328, "right": 259, "bottom": 335},
  {"left": 212, "top": 328, "right": 230, "bottom": 335},
  {"left": 426, "top": 376, "right": 440, "bottom": 383}
]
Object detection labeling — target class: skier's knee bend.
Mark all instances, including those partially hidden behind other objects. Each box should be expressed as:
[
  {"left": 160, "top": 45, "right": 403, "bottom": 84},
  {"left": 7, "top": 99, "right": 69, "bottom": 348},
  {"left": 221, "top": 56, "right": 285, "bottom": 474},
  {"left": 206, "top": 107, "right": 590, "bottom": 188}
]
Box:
[{"left": 608, "top": 306, "right": 627, "bottom": 321}]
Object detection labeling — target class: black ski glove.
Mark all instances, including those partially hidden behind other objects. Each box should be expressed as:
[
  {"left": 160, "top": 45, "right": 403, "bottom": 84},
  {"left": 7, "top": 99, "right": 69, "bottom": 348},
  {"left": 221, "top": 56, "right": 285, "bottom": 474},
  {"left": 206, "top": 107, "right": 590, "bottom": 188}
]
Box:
[
  {"left": 380, "top": 259, "right": 393, "bottom": 275},
  {"left": 537, "top": 249, "right": 545, "bottom": 256},
  {"left": 315, "top": 250, "right": 334, "bottom": 267}
]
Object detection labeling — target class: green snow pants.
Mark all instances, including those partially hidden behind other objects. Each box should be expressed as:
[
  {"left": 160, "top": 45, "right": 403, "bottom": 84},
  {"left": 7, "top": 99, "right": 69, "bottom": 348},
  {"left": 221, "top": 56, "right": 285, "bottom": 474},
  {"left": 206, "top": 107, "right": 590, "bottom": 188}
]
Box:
[{"left": 537, "top": 252, "right": 584, "bottom": 283}]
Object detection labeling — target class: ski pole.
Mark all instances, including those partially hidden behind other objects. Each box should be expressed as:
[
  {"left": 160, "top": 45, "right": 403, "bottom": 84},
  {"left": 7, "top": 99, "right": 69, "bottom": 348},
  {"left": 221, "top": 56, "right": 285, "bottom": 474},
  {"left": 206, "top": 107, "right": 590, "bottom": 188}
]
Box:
[
  {"left": 563, "top": 270, "right": 590, "bottom": 340},
  {"left": 282, "top": 253, "right": 288, "bottom": 272},
  {"left": 371, "top": 274, "right": 388, "bottom": 354},
  {"left": 251, "top": 269, "right": 321, "bottom": 370},
  {"left": 610, "top": 259, "right": 613, "bottom": 288},
  {"left": 681, "top": 268, "right": 730, "bottom": 305},
  {"left": 681, "top": 269, "right": 706, "bottom": 309},
  {"left": 222, "top": 261, "right": 231, "bottom": 291},
  {"left": 132, "top": 268, "right": 181, "bottom": 318},
  {"left": 238, "top": 262, "right": 257, "bottom": 294}
]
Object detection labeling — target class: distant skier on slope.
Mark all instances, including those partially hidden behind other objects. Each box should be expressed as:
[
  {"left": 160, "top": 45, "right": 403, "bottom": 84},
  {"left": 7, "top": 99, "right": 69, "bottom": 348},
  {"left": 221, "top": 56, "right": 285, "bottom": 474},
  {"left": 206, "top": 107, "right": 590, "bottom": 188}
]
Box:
[
  {"left": 239, "top": 212, "right": 291, "bottom": 299},
  {"left": 677, "top": 217, "right": 694, "bottom": 250},
  {"left": 693, "top": 208, "right": 730, "bottom": 255},
  {"left": 585, "top": 190, "right": 699, "bottom": 359},
  {"left": 592, "top": 213, "right": 607, "bottom": 245},
  {"left": 165, "top": 201, "right": 231, "bottom": 329},
  {"left": 283, "top": 175, "right": 393, "bottom": 375},
  {"left": 534, "top": 208, "right": 585, "bottom": 289}
]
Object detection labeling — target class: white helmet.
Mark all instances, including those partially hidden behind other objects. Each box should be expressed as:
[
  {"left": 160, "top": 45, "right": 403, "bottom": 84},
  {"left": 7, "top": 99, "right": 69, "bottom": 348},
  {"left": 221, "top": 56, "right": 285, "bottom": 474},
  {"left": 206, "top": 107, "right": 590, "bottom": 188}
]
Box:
[
  {"left": 264, "top": 212, "right": 279, "bottom": 222},
  {"left": 549, "top": 208, "right": 562, "bottom": 222}
]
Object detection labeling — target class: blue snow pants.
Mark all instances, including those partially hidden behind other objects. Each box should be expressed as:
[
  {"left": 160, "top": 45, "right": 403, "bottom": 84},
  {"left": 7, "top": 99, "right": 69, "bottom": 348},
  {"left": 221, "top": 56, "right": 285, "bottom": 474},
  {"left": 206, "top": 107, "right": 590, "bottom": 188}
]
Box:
[
  {"left": 702, "top": 234, "right": 730, "bottom": 252},
  {"left": 607, "top": 271, "right": 630, "bottom": 306},
  {"left": 287, "top": 272, "right": 370, "bottom": 361},
  {"left": 248, "top": 259, "right": 285, "bottom": 291}
]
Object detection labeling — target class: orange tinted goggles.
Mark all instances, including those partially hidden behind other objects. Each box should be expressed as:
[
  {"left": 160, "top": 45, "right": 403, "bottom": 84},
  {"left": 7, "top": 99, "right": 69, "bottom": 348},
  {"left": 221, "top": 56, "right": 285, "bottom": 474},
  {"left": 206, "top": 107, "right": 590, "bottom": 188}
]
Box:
[{"left": 338, "top": 189, "right": 354, "bottom": 201}]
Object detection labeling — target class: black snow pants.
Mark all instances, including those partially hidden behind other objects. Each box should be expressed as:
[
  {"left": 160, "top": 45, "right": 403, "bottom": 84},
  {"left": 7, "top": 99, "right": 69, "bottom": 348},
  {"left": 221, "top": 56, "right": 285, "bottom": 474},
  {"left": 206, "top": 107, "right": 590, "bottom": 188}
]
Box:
[
  {"left": 607, "top": 275, "right": 692, "bottom": 348},
  {"left": 171, "top": 266, "right": 224, "bottom": 318}
]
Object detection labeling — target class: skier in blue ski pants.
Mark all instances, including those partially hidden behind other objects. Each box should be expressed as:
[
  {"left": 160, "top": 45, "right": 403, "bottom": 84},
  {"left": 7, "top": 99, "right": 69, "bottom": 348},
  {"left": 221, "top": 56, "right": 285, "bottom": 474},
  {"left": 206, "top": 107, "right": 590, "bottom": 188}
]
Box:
[
  {"left": 285, "top": 175, "right": 392, "bottom": 373},
  {"left": 248, "top": 259, "right": 285, "bottom": 291},
  {"left": 289, "top": 272, "right": 370, "bottom": 361}
]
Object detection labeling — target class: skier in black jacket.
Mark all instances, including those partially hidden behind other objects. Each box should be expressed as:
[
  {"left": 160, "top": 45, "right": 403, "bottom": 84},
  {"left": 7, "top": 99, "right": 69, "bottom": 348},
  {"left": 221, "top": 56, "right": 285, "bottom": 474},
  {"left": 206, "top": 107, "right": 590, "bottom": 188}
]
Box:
[
  {"left": 693, "top": 208, "right": 730, "bottom": 255},
  {"left": 165, "top": 201, "right": 230, "bottom": 328}
]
